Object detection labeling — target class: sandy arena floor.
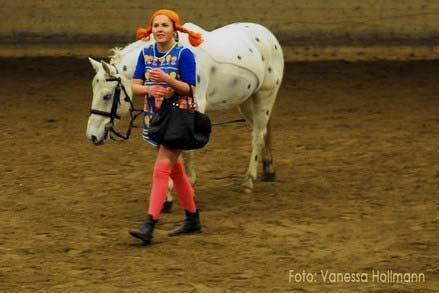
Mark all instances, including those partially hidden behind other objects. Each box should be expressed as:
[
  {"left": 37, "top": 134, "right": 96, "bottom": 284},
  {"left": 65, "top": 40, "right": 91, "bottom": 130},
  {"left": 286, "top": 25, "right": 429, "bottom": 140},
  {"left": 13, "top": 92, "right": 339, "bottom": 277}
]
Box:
[{"left": 0, "top": 58, "right": 438, "bottom": 292}]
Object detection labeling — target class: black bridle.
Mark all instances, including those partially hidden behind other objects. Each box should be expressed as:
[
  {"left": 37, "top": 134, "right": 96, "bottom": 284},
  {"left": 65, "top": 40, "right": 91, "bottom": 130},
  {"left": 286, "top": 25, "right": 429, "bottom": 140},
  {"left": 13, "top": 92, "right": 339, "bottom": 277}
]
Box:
[{"left": 89, "top": 70, "right": 143, "bottom": 141}]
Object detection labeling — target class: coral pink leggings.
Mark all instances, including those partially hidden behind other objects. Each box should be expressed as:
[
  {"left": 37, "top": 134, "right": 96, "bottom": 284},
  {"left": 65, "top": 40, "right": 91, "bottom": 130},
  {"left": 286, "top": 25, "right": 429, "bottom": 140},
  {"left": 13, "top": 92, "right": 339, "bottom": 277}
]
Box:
[{"left": 147, "top": 161, "right": 196, "bottom": 220}]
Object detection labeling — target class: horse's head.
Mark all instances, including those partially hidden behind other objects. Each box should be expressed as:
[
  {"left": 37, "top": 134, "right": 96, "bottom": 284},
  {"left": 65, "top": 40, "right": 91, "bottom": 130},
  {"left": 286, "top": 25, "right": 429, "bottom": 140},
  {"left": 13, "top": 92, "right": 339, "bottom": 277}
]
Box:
[{"left": 86, "top": 58, "right": 134, "bottom": 145}]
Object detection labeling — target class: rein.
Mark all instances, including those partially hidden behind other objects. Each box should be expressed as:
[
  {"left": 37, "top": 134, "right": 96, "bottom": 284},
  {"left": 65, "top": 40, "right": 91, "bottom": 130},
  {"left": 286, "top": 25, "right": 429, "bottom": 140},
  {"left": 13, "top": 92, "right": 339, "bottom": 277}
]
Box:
[
  {"left": 212, "top": 119, "right": 246, "bottom": 126},
  {"left": 89, "top": 69, "right": 143, "bottom": 141}
]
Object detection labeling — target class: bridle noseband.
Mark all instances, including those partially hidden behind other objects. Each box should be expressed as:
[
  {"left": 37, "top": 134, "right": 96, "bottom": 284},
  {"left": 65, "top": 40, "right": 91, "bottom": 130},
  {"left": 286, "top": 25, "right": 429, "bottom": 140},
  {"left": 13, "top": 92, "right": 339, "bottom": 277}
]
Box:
[{"left": 89, "top": 67, "right": 143, "bottom": 141}]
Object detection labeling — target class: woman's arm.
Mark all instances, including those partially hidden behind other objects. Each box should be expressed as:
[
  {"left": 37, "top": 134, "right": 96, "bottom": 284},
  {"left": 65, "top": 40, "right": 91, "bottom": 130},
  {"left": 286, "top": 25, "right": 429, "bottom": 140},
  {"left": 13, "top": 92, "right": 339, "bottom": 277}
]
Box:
[
  {"left": 132, "top": 79, "right": 149, "bottom": 95},
  {"left": 132, "top": 78, "right": 170, "bottom": 97},
  {"left": 149, "top": 69, "right": 193, "bottom": 97},
  {"left": 132, "top": 51, "right": 150, "bottom": 96},
  {"left": 166, "top": 75, "right": 193, "bottom": 96}
]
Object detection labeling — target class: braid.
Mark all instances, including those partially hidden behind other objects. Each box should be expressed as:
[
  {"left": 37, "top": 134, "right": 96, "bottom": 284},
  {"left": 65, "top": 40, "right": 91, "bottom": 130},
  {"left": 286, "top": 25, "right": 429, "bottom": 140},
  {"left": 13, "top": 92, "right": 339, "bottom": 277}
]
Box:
[
  {"left": 177, "top": 26, "right": 203, "bottom": 47},
  {"left": 136, "top": 27, "right": 151, "bottom": 41}
]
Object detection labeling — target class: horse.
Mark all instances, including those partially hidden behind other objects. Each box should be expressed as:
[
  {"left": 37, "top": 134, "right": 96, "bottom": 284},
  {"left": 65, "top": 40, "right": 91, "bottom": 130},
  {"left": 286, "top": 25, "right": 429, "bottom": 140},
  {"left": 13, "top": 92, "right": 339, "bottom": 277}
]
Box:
[{"left": 86, "top": 22, "right": 284, "bottom": 195}]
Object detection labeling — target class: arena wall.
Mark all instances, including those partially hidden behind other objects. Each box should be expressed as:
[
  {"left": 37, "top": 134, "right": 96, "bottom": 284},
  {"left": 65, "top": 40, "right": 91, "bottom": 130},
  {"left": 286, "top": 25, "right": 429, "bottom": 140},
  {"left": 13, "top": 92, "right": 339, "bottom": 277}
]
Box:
[{"left": 1, "top": 0, "right": 439, "bottom": 60}]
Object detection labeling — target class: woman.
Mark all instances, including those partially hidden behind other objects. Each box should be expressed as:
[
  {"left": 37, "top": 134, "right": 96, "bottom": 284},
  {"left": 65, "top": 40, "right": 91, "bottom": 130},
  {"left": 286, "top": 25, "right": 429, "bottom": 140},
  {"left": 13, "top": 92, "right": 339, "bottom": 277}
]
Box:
[{"left": 129, "top": 9, "right": 203, "bottom": 245}]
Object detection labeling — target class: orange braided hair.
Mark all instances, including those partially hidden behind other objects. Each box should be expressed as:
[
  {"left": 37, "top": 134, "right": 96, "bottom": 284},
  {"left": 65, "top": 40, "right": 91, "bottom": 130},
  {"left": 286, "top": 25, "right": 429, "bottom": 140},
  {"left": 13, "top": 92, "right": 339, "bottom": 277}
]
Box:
[{"left": 136, "top": 9, "right": 203, "bottom": 47}]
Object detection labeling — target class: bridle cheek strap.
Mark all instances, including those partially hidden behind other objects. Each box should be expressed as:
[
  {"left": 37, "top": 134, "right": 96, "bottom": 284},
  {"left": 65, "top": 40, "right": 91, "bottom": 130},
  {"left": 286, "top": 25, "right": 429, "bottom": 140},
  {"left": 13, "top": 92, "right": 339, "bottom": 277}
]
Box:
[{"left": 89, "top": 76, "right": 142, "bottom": 140}]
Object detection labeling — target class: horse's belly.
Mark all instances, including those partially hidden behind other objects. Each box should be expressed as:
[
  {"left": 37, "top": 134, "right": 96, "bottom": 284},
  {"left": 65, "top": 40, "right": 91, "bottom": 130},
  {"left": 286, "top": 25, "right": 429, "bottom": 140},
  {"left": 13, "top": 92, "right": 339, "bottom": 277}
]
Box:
[
  {"left": 204, "top": 65, "right": 258, "bottom": 111},
  {"left": 207, "top": 94, "right": 249, "bottom": 111}
]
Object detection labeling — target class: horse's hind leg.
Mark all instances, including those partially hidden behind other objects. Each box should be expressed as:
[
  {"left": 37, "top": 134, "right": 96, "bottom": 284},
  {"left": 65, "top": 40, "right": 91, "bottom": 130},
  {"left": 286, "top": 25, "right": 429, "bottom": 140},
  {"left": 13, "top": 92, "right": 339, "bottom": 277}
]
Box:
[
  {"left": 183, "top": 151, "right": 197, "bottom": 185},
  {"left": 239, "top": 89, "right": 276, "bottom": 192},
  {"left": 239, "top": 99, "right": 257, "bottom": 192},
  {"left": 239, "top": 97, "right": 255, "bottom": 126},
  {"left": 262, "top": 117, "right": 276, "bottom": 181}
]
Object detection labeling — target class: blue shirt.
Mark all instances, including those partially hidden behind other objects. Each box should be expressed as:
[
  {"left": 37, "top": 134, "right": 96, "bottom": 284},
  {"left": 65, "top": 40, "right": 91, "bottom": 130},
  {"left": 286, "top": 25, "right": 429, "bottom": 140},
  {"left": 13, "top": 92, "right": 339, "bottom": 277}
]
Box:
[{"left": 133, "top": 43, "right": 196, "bottom": 86}]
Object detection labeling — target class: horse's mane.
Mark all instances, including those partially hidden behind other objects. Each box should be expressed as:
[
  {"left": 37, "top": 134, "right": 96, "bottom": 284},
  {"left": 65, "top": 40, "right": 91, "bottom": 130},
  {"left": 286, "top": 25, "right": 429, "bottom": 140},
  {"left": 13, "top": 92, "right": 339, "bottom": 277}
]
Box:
[
  {"left": 109, "top": 47, "right": 123, "bottom": 65},
  {"left": 109, "top": 40, "right": 147, "bottom": 64}
]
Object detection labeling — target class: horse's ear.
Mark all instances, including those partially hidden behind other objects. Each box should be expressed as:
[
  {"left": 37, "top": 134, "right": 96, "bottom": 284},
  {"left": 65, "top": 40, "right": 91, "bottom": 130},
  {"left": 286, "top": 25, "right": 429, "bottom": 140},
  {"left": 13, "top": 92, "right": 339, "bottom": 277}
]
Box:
[
  {"left": 88, "top": 57, "right": 101, "bottom": 72},
  {"left": 101, "top": 60, "right": 115, "bottom": 76}
]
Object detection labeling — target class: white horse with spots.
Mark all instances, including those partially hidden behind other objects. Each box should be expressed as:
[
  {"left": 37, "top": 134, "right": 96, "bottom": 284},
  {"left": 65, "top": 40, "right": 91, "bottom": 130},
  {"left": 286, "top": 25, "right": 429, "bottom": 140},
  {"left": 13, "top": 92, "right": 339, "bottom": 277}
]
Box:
[{"left": 86, "top": 22, "right": 284, "bottom": 194}]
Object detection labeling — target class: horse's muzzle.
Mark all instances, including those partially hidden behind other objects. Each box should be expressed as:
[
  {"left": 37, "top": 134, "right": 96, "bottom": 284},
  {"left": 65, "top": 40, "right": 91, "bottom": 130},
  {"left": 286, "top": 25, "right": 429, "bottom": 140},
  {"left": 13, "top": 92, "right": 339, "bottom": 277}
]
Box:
[{"left": 90, "top": 135, "right": 105, "bottom": 146}]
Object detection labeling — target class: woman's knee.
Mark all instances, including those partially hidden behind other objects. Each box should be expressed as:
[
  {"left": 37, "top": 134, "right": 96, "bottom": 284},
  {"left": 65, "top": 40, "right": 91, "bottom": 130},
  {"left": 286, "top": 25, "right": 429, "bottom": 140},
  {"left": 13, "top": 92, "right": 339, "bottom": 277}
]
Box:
[{"left": 156, "top": 146, "right": 181, "bottom": 166}]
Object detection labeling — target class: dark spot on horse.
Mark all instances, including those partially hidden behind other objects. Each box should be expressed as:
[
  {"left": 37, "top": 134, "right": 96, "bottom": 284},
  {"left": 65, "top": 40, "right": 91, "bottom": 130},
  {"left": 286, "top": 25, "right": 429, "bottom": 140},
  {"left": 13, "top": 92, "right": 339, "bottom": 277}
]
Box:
[
  {"left": 244, "top": 25, "right": 249, "bottom": 28},
  {"left": 230, "top": 78, "right": 239, "bottom": 86},
  {"left": 96, "top": 78, "right": 99, "bottom": 82},
  {"left": 275, "top": 45, "right": 277, "bottom": 50},
  {"left": 237, "top": 55, "right": 242, "bottom": 60},
  {"left": 248, "top": 48, "right": 253, "bottom": 53},
  {"left": 210, "top": 66, "right": 216, "bottom": 74},
  {"left": 256, "top": 37, "right": 260, "bottom": 42},
  {"left": 123, "top": 65, "right": 127, "bottom": 71},
  {"left": 268, "top": 67, "right": 272, "bottom": 73},
  {"left": 222, "top": 100, "right": 227, "bottom": 104},
  {"left": 208, "top": 88, "right": 216, "bottom": 97},
  {"left": 276, "top": 79, "right": 280, "bottom": 85},
  {"left": 254, "top": 155, "right": 258, "bottom": 161},
  {"left": 266, "top": 110, "right": 270, "bottom": 116},
  {"left": 262, "top": 56, "right": 265, "bottom": 61},
  {"left": 197, "top": 75, "right": 201, "bottom": 83},
  {"left": 247, "top": 84, "right": 251, "bottom": 89}
]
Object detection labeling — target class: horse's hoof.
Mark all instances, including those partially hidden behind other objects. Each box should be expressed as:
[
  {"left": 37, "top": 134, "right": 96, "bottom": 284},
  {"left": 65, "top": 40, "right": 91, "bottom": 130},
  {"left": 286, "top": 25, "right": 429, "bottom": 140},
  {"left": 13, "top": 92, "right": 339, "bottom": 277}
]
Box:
[
  {"left": 242, "top": 179, "right": 254, "bottom": 193},
  {"left": 244, "top": 187, "right": 253, "bottom": 193},
  {"left": 262, "top": 171, "right": 276, "bottom": 182},
  {"left": 162, "top": 201, "right": 173, "bottom": 213}
]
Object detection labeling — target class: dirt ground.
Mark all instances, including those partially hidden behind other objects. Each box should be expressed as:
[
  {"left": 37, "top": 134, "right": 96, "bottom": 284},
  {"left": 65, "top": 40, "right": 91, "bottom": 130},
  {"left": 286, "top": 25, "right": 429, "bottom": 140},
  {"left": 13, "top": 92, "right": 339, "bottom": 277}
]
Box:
[{"left": 1, "top": 58, "right": 438, "bottom": 292}]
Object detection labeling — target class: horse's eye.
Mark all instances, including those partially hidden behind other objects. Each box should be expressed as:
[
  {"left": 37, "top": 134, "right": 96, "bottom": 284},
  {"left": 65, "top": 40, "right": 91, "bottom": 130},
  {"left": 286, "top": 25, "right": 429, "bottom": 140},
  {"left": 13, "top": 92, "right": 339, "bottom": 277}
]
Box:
[{"left": 103, "top": 94, "right": 112, "bottom": 101}]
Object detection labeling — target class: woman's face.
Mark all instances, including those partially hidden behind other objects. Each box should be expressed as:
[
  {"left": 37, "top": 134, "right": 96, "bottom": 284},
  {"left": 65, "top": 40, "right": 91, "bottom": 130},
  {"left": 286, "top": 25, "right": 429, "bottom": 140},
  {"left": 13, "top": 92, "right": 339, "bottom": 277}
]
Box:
[{"left": 151, "top": 14, "right": 175, "bottom": 45}]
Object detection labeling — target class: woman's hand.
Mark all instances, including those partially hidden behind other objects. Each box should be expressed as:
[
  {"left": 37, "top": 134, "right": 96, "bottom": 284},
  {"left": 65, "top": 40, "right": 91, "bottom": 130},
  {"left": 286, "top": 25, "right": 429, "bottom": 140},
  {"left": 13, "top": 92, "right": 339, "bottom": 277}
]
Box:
[
  {"left": 150, "top": 68, "right": 170, "bottom": 83},
  {"left": 148, "top": 85, "right": 168, "bottom": 97},
  {"left": 148, "top": 85, "right": 168, "bottom": 110}
]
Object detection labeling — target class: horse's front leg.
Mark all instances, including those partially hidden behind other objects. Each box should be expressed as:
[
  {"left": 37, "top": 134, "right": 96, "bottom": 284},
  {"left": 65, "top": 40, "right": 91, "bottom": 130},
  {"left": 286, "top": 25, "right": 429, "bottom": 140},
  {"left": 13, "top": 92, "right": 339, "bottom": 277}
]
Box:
[
  {"left": 162, "top": 179, "right": 174, "bottom": 213},
  {"left": 183, "top": 150, "right": 197, "bottom": 185}
]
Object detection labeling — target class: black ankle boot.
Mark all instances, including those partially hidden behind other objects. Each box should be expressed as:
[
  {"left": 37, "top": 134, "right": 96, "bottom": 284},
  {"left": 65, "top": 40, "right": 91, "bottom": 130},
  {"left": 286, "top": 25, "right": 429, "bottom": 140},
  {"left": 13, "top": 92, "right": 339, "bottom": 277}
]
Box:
[
  {"left": 129, "top": 214, "right": 157, "bottom": 245},
  {"left": 169, "top": 210, "right": 202, "bottom": 236}
]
